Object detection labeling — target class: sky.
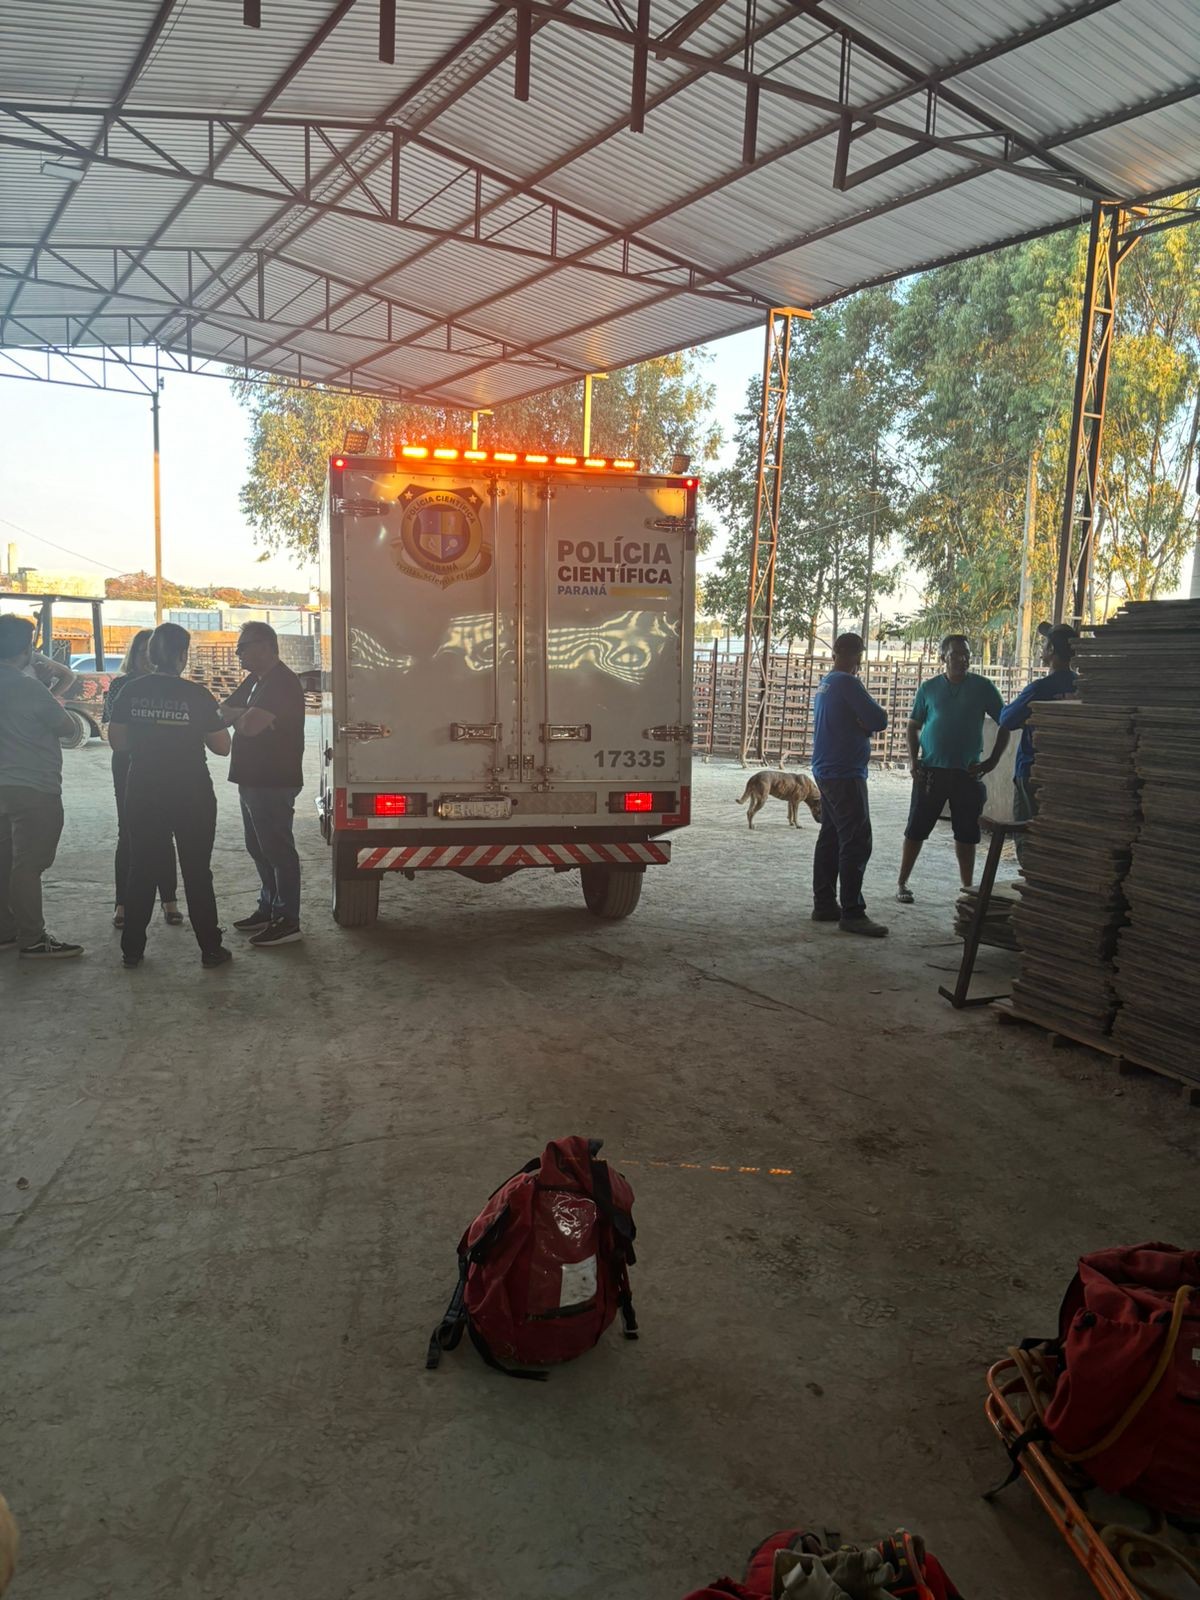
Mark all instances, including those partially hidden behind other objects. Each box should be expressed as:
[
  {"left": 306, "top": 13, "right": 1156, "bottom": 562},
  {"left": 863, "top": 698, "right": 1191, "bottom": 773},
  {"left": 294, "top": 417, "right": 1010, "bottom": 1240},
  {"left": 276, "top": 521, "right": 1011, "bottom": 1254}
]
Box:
[{"left": 0, "top": 329, "right": 765, "bottom": 596}]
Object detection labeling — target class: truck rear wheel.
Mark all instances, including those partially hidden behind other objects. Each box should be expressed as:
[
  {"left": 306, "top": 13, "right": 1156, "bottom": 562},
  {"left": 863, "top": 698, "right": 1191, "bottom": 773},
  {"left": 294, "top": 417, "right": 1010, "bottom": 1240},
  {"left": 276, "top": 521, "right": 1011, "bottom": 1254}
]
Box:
[
  {"left": 581, "top": 865, "right": 643, "bottom": 920},
  {"left": 333, "top": 873, "right": 379, "bottom": 928}
]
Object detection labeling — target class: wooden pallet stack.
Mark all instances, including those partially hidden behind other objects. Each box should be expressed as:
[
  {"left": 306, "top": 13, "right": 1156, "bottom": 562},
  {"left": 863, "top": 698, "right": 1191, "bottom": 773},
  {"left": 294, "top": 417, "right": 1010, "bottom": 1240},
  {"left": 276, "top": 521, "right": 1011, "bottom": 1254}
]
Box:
[
  {"left": 954, "top": 882, "right": 1021, "bottom": 950},
  {"left": 1108, "top": 622, "right": 1200, "bottom": 1086},
  {"left": 1010, "top": 700, "right": 1137, "bottom": 1037}
]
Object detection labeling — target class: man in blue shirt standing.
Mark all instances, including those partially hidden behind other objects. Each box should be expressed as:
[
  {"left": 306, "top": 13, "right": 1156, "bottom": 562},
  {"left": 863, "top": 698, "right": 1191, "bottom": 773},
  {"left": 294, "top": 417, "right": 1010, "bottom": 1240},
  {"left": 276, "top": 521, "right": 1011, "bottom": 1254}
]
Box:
[
  {"left": 998, "top": 623, "right": 1078, "bottom": 862},
  {"left": 896, "top": 634, "right": 1011, "bottom": 903},
  {"left": 811, "top": 632, "right": 890, "bottom": 937}
]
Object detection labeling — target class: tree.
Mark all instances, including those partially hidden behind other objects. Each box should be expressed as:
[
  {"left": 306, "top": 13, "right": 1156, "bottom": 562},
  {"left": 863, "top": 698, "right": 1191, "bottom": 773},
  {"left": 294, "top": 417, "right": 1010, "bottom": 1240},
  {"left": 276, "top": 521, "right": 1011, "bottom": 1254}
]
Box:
[
  {"left": 703, "top": 288, "right": 906, "bottom": 651},
  {"left": 235, "top": 351, "right": 720, "bottom": 564},
  {"left": 891, "top": 197, "right": 1199, "bottom": 646}
]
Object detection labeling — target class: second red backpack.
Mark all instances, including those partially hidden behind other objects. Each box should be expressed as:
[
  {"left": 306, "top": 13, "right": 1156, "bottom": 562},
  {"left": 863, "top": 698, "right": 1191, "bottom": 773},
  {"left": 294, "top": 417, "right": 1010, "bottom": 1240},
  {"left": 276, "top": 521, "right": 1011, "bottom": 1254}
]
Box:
[{"left": 426, "top": 1136, "right": 638, "bottom": 1380}]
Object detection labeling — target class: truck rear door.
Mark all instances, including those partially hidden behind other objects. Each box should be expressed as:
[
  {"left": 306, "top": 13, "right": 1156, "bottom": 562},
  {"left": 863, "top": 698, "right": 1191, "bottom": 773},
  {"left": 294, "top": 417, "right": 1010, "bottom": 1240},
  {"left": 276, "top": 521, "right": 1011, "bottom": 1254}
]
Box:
[
  {"left": 528, "top": 475, "right": 692, "bottom": 795},
  {"left": 337, "top": 462, "right": 517, "bottom": 788}
]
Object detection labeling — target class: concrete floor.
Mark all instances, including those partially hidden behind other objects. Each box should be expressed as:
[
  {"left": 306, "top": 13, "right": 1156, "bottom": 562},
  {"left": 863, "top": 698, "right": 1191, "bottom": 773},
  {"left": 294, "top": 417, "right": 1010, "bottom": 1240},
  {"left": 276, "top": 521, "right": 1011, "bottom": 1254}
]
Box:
[{"left": 3, "top": 729, "right": 1196, "bottom": 1600}]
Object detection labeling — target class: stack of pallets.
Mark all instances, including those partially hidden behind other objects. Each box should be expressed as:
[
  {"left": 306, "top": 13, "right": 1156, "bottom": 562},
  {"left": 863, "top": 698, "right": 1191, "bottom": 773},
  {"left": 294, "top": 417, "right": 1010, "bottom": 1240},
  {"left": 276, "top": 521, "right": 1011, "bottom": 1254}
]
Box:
[
  {"left": 1112, "top": 707, "right": 1200, "bottom": 1087},
  {"left": 1010, "top": 700, "right": 1137, "bottom": 1038},
  {"left": 954, "top": 882, "right": 1021, "bottom": 950}
]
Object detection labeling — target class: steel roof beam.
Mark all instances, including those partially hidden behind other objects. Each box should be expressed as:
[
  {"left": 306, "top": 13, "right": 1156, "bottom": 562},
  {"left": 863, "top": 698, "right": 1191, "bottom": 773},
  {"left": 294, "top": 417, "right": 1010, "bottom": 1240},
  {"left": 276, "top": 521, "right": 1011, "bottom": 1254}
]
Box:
[
  {"left": 1, "top": 0, "right": 178, "bottom": 330},
  {"left": 0, "top": 248, "right": 588, "bottom": 377},
  {"left": 136, "top": 1, "right": 583, "bottom": 353},
  {"left": 65, "top": 0, "right": 362, "bottom": 347},
  {"left": 309, "top": 0, "right": 1142, "bottom": 389},
  {"left": 204, "top": 4, "right": 799, "bottom": 379},
  {"left": 412, "top": 82, "right": 1200, "bottom": 398},
  {"left": 487, "top": 0, "right": 1111, "bottom": 198},
  {"left": 0, "top": 109, "right": 765, "bottom": 304}
]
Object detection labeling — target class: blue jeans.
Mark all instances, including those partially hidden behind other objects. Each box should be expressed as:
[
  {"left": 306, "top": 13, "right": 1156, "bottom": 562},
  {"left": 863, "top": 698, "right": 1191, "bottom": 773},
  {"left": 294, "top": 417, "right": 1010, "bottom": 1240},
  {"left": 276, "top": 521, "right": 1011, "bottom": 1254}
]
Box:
[
  {"left": 812, "top": 777, "right": 872, "bottom": 919},
  {"left": 239, "top": 786, "right": 302, "bottom": 924}
]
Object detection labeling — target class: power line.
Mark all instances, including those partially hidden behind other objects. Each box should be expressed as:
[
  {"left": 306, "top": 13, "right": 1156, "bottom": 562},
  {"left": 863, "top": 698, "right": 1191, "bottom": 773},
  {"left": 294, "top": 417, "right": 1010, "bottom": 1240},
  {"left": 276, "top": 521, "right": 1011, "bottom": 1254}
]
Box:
[{"left": 0, "top": 514, "right": 127, "bottom": 575}]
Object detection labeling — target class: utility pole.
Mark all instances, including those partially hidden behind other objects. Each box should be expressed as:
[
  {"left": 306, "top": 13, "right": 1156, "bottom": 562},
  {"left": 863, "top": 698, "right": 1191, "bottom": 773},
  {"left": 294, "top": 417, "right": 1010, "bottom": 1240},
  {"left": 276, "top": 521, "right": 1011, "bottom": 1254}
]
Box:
[
  {"left": 582, "top": 372, "right": 607, "bottom": 455},
  {"left": 151, "top": 380, "right": 164, "bottom": 625},
  {"left": 470, "top": 408, "right": 492, "bottom": 449},
  {"left": 1017, "top": 447, "right": 1039, "bottom": 669},
  {"left": 861, "top": 442, "right": 877, "bottom": 646}
]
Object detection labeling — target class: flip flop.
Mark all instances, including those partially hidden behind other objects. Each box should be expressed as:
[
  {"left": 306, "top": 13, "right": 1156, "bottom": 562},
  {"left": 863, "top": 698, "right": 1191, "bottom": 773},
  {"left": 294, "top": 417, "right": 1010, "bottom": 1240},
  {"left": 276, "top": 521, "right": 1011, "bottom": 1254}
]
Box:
[
  {"left": 163, "top": 905, "right": 185, "bottom": 926},
  {"left": 896, "top": 885, "right": 914, "bottom": 904},
  {"left": 112, "top": 908, "right": 125, "bottom": 928}
]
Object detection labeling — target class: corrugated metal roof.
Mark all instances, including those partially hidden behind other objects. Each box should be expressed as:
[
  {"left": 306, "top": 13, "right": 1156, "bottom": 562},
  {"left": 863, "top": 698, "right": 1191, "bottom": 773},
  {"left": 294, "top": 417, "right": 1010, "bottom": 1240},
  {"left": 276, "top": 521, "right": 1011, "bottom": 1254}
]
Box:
[{"left": 0, "top": 0, "right": 1196, "bottom": 406}]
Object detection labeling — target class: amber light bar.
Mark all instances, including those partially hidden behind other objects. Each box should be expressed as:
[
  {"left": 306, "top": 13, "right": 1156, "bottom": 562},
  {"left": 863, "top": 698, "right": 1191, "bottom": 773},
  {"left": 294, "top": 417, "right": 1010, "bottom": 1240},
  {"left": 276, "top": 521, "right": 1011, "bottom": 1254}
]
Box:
[{"left": 392, "top": 445, "right": 641, "bottom": 471}]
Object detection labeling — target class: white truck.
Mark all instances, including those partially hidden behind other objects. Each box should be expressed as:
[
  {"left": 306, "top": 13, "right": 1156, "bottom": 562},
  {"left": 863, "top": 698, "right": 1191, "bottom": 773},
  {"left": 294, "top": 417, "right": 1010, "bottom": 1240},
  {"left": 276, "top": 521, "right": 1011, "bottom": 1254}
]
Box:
[{"left": 318, "top": 446, "right": 698, "bottom": 927}]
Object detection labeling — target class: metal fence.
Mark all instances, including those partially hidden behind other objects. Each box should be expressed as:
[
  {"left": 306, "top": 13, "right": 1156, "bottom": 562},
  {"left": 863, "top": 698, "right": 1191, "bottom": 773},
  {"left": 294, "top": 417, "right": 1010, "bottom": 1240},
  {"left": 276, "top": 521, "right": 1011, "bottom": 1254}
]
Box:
[{"left": 693, "top": 645, "right": 1031, "bottom": 766}]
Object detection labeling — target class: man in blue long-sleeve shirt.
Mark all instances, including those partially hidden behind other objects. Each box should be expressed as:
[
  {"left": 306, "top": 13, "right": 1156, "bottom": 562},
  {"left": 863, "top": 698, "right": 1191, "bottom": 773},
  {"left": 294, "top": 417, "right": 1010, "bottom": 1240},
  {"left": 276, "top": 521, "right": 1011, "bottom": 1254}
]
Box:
[
  {"left": 811, "top": 633, "right": 890, "bottom": 937},
  {"left": 998, "top": 623, "right": 1078, "bottom": 861}
]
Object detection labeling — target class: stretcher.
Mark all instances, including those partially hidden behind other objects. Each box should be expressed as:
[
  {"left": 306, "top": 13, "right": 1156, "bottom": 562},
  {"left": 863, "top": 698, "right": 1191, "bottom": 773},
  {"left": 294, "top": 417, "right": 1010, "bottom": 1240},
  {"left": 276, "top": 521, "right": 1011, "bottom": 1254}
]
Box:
[{"left": 985, "top": 1356, "right": 1200, "bottom": 1600}]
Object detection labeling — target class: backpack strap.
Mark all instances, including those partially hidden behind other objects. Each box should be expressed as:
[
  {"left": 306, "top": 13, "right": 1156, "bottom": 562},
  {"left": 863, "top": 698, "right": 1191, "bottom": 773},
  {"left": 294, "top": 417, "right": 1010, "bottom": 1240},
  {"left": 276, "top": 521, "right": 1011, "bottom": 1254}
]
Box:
[
  {"left": 425, "top": 1204, "right": 517, "bottom": 1371},
  {"left": 588, "top": 1148, "right": 639, "bottom": 1339}
]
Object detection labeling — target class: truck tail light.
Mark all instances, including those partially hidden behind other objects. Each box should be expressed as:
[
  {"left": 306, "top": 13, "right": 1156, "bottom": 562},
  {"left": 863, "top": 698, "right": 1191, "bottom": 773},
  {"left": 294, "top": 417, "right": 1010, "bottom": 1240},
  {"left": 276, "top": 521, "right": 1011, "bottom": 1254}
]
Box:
[
  {"left": 608, "top": 790, "right": 677, "bottom": 814},
  {"left": 351, "top": 792, "right": 428, "bottom": 817}
]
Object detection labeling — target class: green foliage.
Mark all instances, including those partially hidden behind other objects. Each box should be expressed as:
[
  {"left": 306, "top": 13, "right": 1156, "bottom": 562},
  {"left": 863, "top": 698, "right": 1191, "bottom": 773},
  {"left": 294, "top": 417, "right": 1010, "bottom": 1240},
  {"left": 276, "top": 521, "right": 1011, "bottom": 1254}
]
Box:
[
  {"left": 703, "top": 288, "right": 904, "bottom": 649},
  {"left": 235, "top": 352, "right": 720, "bottom": 563}
]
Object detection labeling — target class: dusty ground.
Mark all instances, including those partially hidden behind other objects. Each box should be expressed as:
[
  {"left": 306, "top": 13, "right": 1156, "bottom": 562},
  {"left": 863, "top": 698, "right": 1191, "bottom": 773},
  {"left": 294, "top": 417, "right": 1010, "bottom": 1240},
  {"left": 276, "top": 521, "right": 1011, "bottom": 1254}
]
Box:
[{"left": 3, "top": 729, "right": 1196, "bottom": 1600}]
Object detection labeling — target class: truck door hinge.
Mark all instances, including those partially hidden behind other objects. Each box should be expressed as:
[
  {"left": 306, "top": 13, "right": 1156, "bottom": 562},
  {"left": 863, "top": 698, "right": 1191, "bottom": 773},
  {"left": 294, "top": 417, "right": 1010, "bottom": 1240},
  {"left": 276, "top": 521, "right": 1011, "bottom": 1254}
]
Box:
[
  {"left": 338, "top": 722, "right": 391, "bottom": 741},
  {"left": 644, "top": 724, "right": 692, "bottom": 742}
]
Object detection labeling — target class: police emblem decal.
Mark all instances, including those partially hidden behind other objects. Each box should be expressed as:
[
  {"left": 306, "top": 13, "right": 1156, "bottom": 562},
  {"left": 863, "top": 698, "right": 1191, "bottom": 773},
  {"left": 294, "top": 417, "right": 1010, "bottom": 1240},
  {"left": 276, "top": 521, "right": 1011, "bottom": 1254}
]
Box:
[{"left": 392, "top": 484, "right": 491, "bottom": 588}]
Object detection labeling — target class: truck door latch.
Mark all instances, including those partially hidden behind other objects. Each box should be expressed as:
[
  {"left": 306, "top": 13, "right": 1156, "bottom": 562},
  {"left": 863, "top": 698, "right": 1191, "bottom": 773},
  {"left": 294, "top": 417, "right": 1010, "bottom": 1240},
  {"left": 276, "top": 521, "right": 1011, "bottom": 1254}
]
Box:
[
  {"left": 541, "top": 723, "right": 591, "bottom": 742},
  {"left": 451, "top": 722, "right": 501, "bottom": 741},
  {"left": 643, "top": 724, "right": 692, "bottom": 742},
  {"left": 338, "top": 722, "right": 391, "bottom": 741},
  {"left": 645, "top": 516, "right": 696, "bottom": 533}
]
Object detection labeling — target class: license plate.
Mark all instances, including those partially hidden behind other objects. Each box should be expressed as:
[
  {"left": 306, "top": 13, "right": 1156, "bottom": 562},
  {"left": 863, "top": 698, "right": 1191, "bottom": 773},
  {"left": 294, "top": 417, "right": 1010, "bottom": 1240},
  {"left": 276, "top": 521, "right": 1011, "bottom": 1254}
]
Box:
[{"left": 436, "top": 796, "right": 513, "bottom": 820}]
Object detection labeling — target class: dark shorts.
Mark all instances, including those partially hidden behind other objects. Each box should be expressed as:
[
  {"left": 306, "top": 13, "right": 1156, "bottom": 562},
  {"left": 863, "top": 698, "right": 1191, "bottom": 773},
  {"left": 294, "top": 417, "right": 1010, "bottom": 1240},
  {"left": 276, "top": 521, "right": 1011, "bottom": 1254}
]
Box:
[{"left": 904, "top": 767, "right": 986, "bottom": 845}]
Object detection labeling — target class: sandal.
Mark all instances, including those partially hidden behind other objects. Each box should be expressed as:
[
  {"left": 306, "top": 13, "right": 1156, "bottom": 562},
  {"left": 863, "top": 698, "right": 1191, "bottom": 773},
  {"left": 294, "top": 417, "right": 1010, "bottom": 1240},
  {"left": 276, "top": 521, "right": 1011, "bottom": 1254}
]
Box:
[
  {"left": 895, "top": 885, "right": 914, "bottom": 904},
  {"left": 112, "top": 906, "right": 125, "bottom": 928},
  {"left": 162, "top": 903, "right": 185, "bottom": 926}
]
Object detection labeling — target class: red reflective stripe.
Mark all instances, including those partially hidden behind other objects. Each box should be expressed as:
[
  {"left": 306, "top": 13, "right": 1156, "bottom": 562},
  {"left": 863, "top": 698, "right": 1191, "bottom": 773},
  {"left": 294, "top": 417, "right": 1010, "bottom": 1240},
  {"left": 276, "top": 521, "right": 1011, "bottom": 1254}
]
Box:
[
  {"left": 360, "top": 848, "right": 388, "bottom": 869},
  {"left": 563, "top": 843, "right": 590, "bottom": 864},
  {"left": 618, "top": 843, "right": 642, "bottom": 863},
  {"left": 478, "top": 844, "right": 505, "bottom": 865},
  {"left": 448, "top": 846, "right": 475, "bottom": 867}
]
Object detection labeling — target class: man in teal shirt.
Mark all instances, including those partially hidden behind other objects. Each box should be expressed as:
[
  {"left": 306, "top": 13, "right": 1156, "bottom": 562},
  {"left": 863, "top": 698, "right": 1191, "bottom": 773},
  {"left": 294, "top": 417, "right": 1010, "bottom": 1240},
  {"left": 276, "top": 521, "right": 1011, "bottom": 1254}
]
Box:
[{"left": 896, "top": 635, "right": 1010, "bottom": 902}]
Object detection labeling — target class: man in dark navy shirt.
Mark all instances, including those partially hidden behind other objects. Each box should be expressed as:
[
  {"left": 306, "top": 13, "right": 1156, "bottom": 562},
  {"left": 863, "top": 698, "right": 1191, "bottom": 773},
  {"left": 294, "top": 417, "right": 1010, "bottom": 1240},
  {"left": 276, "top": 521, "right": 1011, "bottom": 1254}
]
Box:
[
  {"left": 999, "top": 623, "right": 1078, "bottom": 862},
  {"left": 811, "top": 633, "right": 889, "bottom": 937},
  {"left": 219, "top": 622, "right": 306, "bottom": 948}
]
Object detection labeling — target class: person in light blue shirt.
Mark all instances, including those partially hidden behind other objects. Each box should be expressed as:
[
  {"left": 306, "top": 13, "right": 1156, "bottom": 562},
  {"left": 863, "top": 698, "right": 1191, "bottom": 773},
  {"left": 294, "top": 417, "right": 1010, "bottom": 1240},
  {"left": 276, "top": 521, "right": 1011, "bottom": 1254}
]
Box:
[
  {"left": 998, "top": 623, "right": 1078, "bottom": 862},
  {"left": 810, "top": 632, "right": 889, "bottom": 937},
  {"left": 896, "top": 634, "right": 1010, "bottom": 903}
]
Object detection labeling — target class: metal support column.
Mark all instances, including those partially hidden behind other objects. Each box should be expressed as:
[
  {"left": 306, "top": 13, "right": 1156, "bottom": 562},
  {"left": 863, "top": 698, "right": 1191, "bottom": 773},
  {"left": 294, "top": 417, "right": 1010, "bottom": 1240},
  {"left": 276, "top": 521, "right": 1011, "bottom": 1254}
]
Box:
[
  {"left": 151, "top": 381, "right": 164, "bottom": 624},
  {"left": 1053, "top": 203, "right": 1125, "bottom": 627},
  {"left": 739, "top": 306, "right": 809, "bottom": 764}
]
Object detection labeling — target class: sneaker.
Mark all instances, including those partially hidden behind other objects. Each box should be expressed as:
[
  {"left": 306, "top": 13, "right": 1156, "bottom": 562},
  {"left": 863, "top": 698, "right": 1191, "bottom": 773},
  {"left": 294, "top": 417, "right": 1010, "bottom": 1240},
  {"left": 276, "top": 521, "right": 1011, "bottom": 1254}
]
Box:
[
  {"left": 250, "top": 919, "right": 302, "bottom": 948},
  {"left": 839, "top": 916, "right": 889, "bottom": 938},
  {"left": 811, "top": 906, "right": 840, "bottom": 922},
  {"left": 233, "top": 911, "right": 273, "bottom": 933},
  {"left": 895, "top": 885, "right": 914, "bottom": 904},
  {"left": 201, "top": 946, "right": 233, "bottom": 969},
  {"left": 19, "top": 936, "right": 83, "bottom": 959}
]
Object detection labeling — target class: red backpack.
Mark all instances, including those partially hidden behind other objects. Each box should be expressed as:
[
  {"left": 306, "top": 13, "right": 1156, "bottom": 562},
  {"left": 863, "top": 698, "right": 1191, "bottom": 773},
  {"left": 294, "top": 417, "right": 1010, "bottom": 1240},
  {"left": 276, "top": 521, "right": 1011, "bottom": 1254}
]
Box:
[
  {"left": 426, "top": 1136, "right": 638, "bottom": 1380},
  {"left": 682, "top": 1527, "right": 964, "bottom": 1599},
  {"left": 1020, "top": 1243, "right": 1200, "bottom": 1516}
]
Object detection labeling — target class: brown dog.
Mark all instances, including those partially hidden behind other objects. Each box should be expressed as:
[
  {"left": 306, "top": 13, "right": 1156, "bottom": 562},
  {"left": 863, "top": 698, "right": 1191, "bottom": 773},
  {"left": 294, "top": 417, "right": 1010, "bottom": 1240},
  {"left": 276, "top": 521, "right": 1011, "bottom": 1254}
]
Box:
[{"left": 736, "top": 770, "right": 822, "bottom": 830}]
